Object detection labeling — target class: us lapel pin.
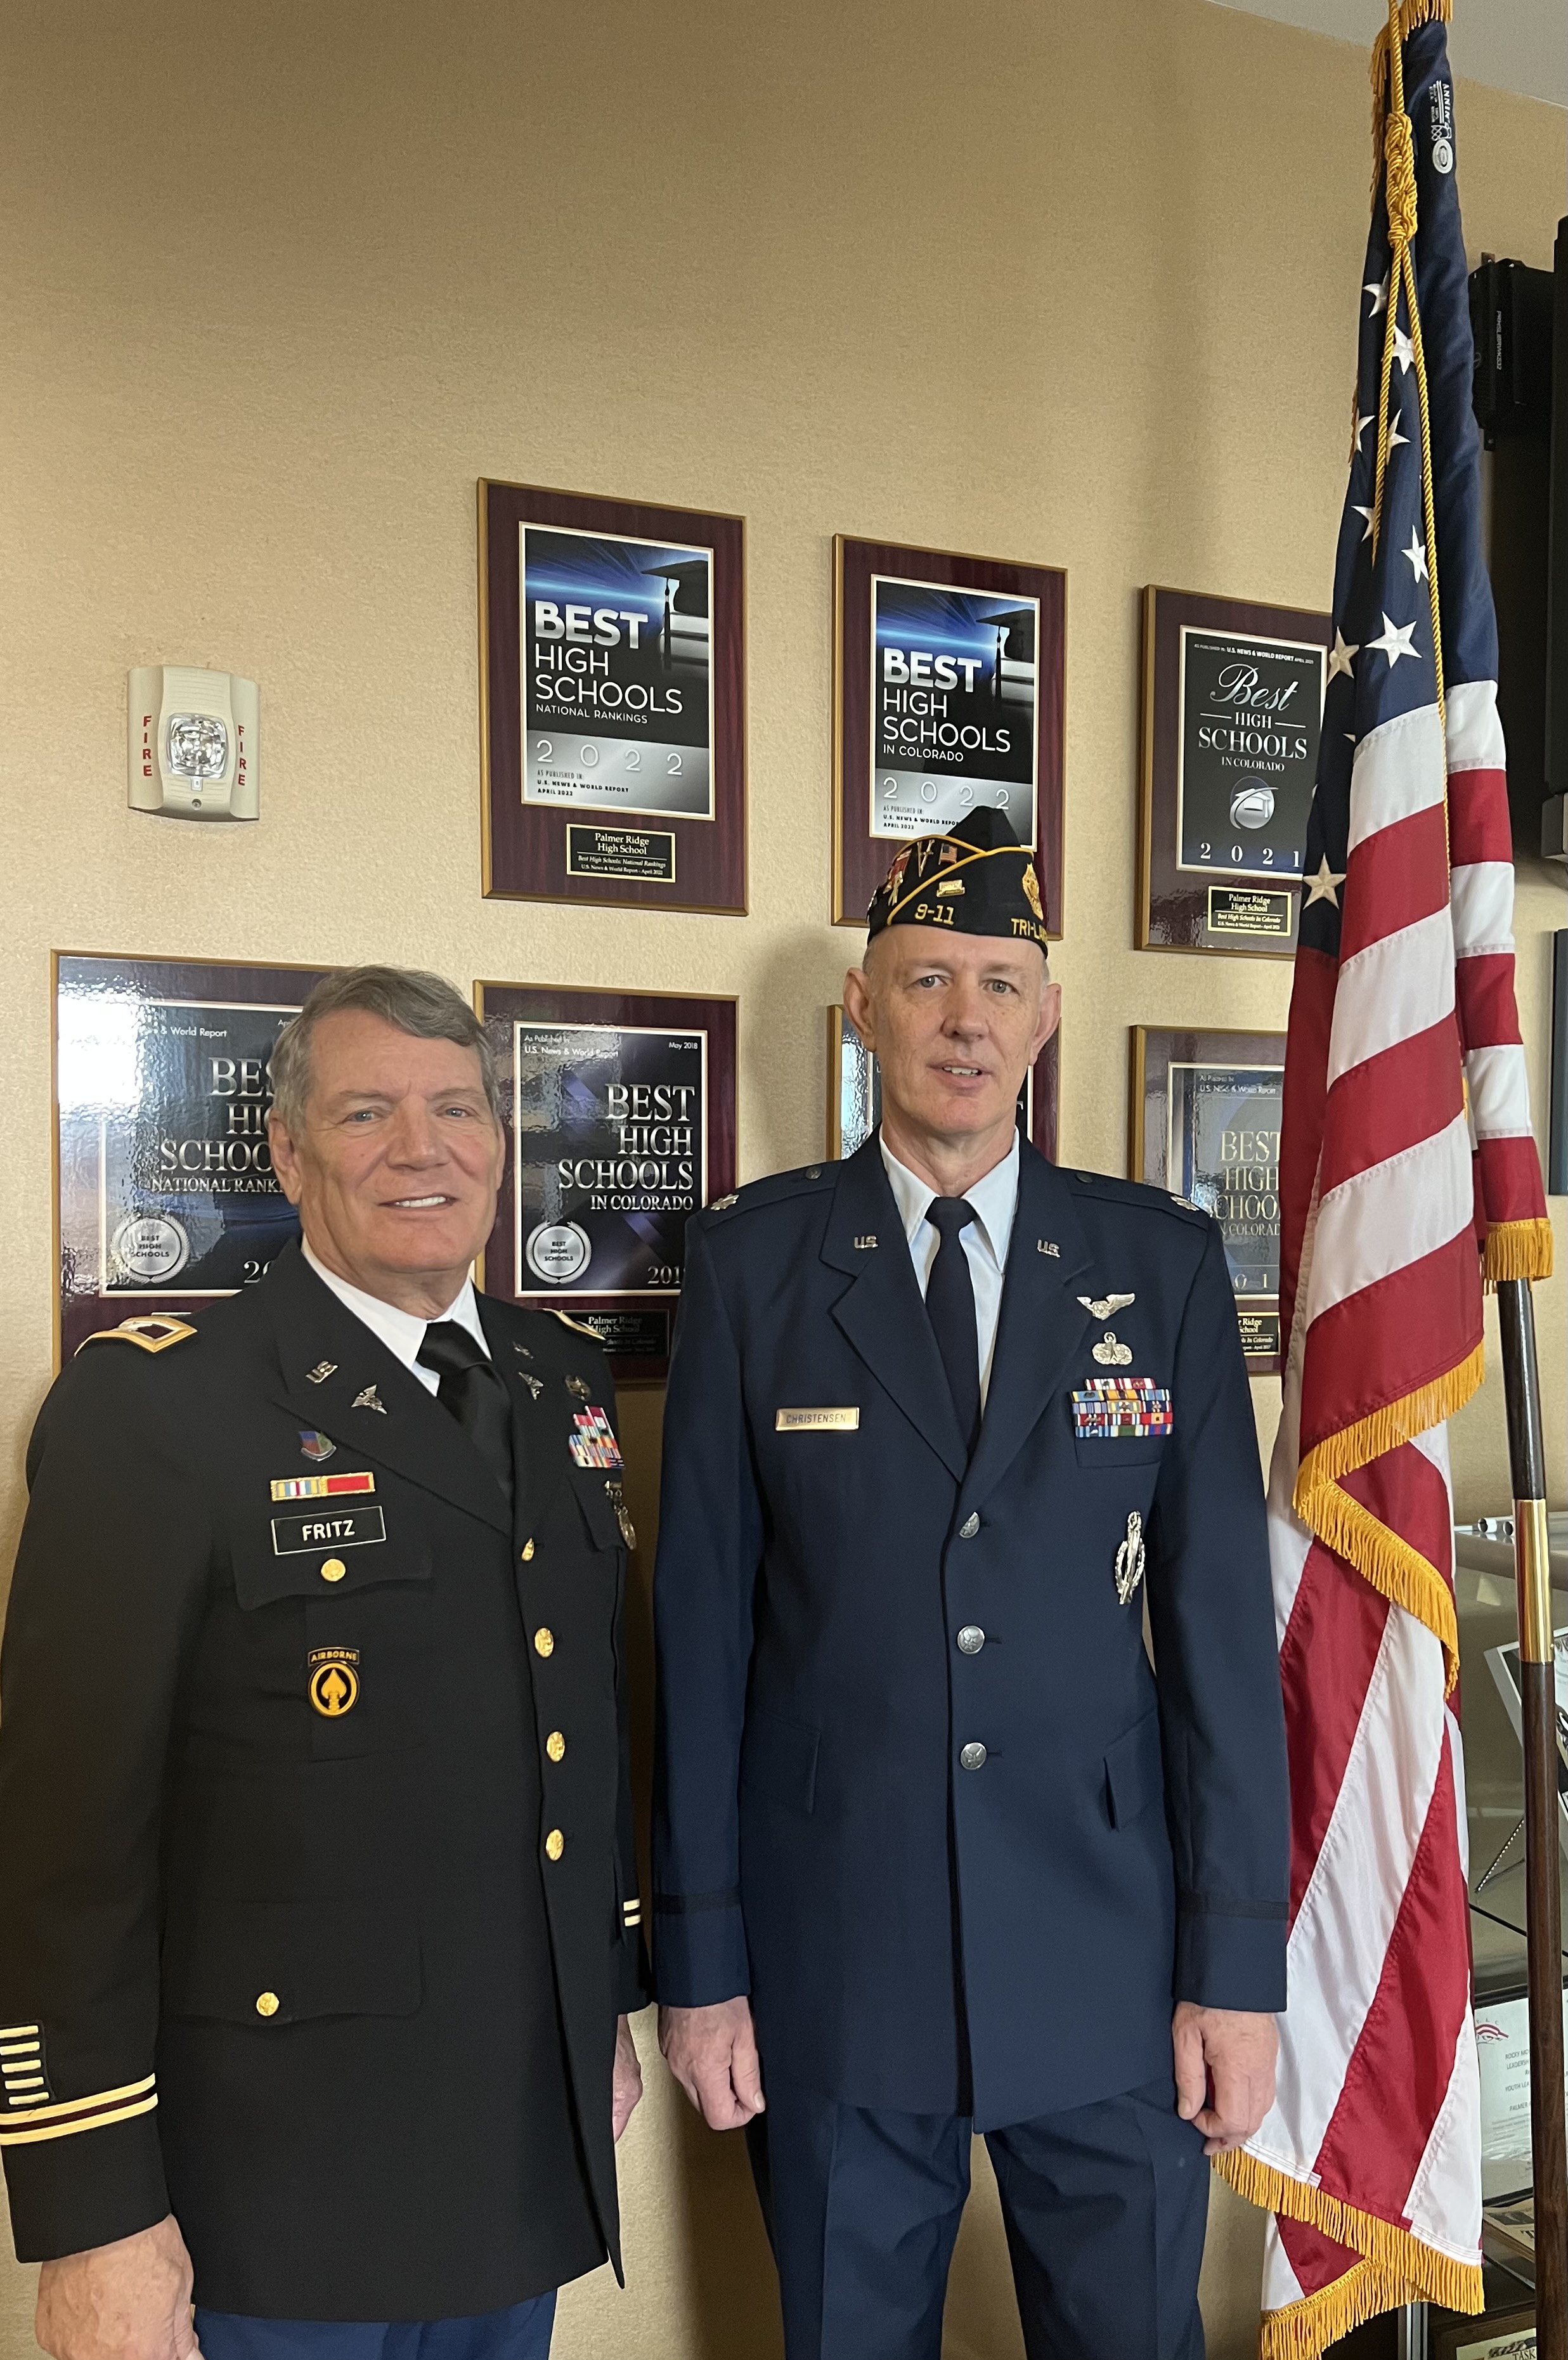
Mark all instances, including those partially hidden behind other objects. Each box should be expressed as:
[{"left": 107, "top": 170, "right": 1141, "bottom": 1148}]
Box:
[
  {"left": 1036, "top": 1240, "right": 1059, "bottom": 1258},
  {"left": 853, "top": 1234, "right": 878, "bottom": 1250},
  {"left": 306, "top": 1361, "right": 337, "bottom": 1384}
]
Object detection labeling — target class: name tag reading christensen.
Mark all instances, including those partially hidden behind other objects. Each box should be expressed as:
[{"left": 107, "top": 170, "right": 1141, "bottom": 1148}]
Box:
[
  {"left": 775, "top": 1408, "right": 860, "bottom": 1433},
  {"left": 271, "top": 1505, "right": 387, "bottom": 1556}
]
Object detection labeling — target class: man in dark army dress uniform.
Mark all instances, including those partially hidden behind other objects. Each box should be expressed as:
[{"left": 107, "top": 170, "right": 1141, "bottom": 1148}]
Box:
[
  {"left": 0, "top": 968, "right": 647, "bottom": 2360},
  {"left": 653, "top": 810, "right": 1290, "bottom": 2359}
]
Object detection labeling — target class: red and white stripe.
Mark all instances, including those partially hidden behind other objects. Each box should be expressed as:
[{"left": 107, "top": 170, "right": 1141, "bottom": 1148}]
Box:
[
  {"left": 1447, "top": 681, "right": 1544, "bottom": 1247},
  {"left": 1237, "top": 680, "right": 1486, "bottom": 2334},
  {"left": 1254, "top": 1352, "right": 1481, "bottom": 2324}
]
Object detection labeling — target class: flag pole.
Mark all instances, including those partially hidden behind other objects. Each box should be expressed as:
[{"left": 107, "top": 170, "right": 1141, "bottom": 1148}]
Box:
[{"left": 1496, "top": 1274, "right": 1566, "bottom": 2360}]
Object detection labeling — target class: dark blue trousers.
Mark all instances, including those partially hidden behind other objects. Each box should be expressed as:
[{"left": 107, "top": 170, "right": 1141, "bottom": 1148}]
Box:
[
  {"left": 747, "top": 2073, "right": 1207, "bottom": 2360},
  {"left": 193, "top": 2295, "right": 556, "bottom": 2360}
]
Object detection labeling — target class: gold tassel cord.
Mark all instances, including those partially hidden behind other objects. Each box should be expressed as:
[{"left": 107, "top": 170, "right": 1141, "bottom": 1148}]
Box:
[{"left": 1215, "top": 2150, "right": 1485, "bottom": 2342}]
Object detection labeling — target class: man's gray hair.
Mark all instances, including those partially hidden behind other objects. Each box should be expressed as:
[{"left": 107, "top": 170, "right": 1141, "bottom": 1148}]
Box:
[{"left": 269, "top": 967, "right": 501, "bottom": 1134}]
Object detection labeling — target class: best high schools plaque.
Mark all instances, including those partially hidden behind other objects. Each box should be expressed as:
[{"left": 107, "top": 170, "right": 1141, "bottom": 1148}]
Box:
[
  {"left": 834, "top": 536, "right": 1065, "bottom": 930},
  {"left": 481, "top": 481, "right": 745, "bottom": 913},
  {"left": 476, "top": 982, "right": 737, "bottom": 1381},
  {"left": 1129, "top": 1025, "right": 1286, "bottom": 1373},
  {"left": 54, "top": 952, "right": 334, "bottom": 1365},
  {"left": 1139, "top": 587, "right": 1329, "bottom": 959}
]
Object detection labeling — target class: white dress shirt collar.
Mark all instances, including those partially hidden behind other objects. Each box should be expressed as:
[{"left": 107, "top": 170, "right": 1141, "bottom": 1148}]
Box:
[
  {"left": 301, "top": 1238, "right": 489, "bottom": 1375},
  {"left": 879, "top": 1130, "right": 1021, "bottom": 1274}
]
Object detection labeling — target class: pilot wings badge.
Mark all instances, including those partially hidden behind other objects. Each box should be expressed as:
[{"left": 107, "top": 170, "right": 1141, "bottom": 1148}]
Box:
[{"left": 1079, "top": 1293, "right": 1135, "bottom": 1320}]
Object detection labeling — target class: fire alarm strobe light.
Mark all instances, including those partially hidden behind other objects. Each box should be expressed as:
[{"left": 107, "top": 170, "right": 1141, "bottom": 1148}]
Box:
[{"left": 128, "top": 667, "right": 259, "bottom": 820}]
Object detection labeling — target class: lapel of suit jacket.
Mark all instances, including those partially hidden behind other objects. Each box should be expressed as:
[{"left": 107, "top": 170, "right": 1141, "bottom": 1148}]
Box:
[
  {"left": 822, "top": 1139, "right": 968, "bottom": 1483},
  {"left": 476, "top": 1294, "right": 569, "bottom": 1545},
  {"left": 261, "top": 1243, "right": 513, "bottom": 1538},
  {"left": 958, "top": 1144, "right": 1095, "bottom": 1515}
]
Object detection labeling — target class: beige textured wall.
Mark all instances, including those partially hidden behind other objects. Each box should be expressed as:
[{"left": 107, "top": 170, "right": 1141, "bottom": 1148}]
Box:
[{"left": 1, "top": 3, "right": 1563, "bottom": 2355}]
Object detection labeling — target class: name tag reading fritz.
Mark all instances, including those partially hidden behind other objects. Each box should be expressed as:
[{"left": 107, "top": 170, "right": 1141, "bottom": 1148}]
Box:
[
  {"left": 271, "top": 1505, "right": 387, "bottom": 1556},
  {"left": 775, "top": 1408, "right": 860, "bottom": 1433}
]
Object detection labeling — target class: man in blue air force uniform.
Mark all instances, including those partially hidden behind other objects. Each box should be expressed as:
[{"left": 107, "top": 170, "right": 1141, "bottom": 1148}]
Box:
[{"left": 652, "top": 810, "right": 1290, "bottom": 2359}]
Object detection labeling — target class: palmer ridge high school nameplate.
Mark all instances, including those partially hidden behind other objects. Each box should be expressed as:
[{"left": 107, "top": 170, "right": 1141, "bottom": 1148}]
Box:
[
  {"left": 833, "top": 536, "right": 1064, "bottom": 931},
  {"left": 1139, "top": 587, "right": 1328, "bottom": 959},
  {"left": 476, "top": 982, "right": 737, "bottom": 1382},
  {"left": 53, "top": 952, "right": 334, "bottom": 1365},
  {"left": 481, "top": 481, "right": 746, "bottom": 914}
]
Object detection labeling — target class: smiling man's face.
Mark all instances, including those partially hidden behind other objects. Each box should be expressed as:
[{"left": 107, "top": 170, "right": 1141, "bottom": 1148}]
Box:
[
  {"left": 268, "top": 1010, "right": 505, "bottom": 1315},
  {"left": 843, "top": 925, "right": 1059, "bottom": 1179}
]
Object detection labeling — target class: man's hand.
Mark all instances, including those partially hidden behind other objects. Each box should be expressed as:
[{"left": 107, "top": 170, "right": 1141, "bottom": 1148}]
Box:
[
  {"left": 612, "top": 2013, "right": 644, "bottom": 2142},
  {"left": 36, "top": 2216, "right": 198, "bottom": 2360},
  {"left": 1172, "top": 2002, "right": 1278, "bottom": 2156},
  {"left": 659, "top": 1995, "right": 765, "bottom": 2130}
]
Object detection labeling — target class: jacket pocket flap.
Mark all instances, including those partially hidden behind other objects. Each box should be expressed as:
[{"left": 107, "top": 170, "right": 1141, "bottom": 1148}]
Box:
[
  {"left": 741, "top": 1708, "right": 820, "bottom": 1814},
  {"left": 231, "top": 1526, "right": 432, "bottom": 1610},
  {"left": 571, "top": 1474, "right": 624, "bottom": 1554},
  {"left": 162, "top": 1897, "right": 422, "bottom": 2023},
  {"left": 1104, "top": 1711, "right": 1163, "bottom": 1829}
]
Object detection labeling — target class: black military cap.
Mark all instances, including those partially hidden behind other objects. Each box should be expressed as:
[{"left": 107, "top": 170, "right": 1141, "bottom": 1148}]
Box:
[{"left": 865, "top": 806, "right": 1048, "bottom": 950}]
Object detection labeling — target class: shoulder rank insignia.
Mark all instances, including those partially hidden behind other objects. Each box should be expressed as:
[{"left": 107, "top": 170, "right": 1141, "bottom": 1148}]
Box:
[
  {"left": 547, "top": 1308, "right": 605, "bottom": 1342},
  {"left": 78, "top": 1314, "right": 197, "bottom": 1356},
  {"left": 1079, "top": 1293, "right": 1135, "bottom": 1320},
  {"left": 1170, "top": 1193, "right": 1202, "bottom": 1212},
  {"left": 709, "top": 1192, "right": 739, "bottom": 1212}
]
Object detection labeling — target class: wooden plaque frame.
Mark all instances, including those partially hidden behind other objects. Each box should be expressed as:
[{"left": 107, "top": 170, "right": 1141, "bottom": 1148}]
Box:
[{"left": 481, "top": 479, "right": 746, "bottom": 913}]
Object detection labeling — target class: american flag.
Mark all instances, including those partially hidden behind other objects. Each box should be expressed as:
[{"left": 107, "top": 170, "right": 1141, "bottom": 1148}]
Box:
[{"left": 1212, "top": 6, "right": 1553, "bottom": 2353}]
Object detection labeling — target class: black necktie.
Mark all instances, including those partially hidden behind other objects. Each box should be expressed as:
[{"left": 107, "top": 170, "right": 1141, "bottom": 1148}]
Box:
[
  {"left": 925, "top": 1198, "right": 982, "bottom": 1455},
  {"left": 417, "top": 1321, "right": 514, "bottom": 1507}
]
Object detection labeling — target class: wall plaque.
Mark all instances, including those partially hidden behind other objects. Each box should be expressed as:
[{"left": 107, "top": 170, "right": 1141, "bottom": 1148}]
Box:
[
  {"left": 1130, "top": 1025, "right": 1285, "bottom": 1373},
  {"left": 481, "top": 481, "right": 745, "bottom": 912},
  {"left": 476, "top": 982, "right": 737, "bottom": 1382},
  {"left": 54, "top": 952, "right": 334, "bottom": 1365},
  {"left": 1139, "top": 587, "right": 1329, "bottom": 958},
  {"left": 827, "top": 1006, "right": 1060, "bottom": 1164},
  {"left": 833, "top": 536, "right": 1065, "bottom": 930}
]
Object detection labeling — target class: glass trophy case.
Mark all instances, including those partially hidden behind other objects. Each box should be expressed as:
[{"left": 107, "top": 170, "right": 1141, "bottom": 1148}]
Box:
[{"left": 1456, "top": 1511, "right": 1568, "bottom": 2318}]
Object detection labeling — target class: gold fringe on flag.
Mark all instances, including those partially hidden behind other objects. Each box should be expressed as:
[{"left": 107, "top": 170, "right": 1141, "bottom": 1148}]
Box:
[
  {"left": 1292, "top": 1339, "right": 1483, "bottom": 1689},
  {"left": 1214, "top": 2149, "right": 1484, "bottom": 2354},
  {"left": 1481, "top": 1215, "right": 1555, "bottom": 1287}
]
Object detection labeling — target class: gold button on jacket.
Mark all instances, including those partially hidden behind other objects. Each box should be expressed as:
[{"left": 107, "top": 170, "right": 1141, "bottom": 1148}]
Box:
[
  {"left": 544, "top": 1829, "right": 565, "bottom": 1862},
  {"left": 533, "top": 1626, "right": 554, "bottom": 1658},
  {"left": 255, "top": 1991, "right": 280, "bottom": 2018}
]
